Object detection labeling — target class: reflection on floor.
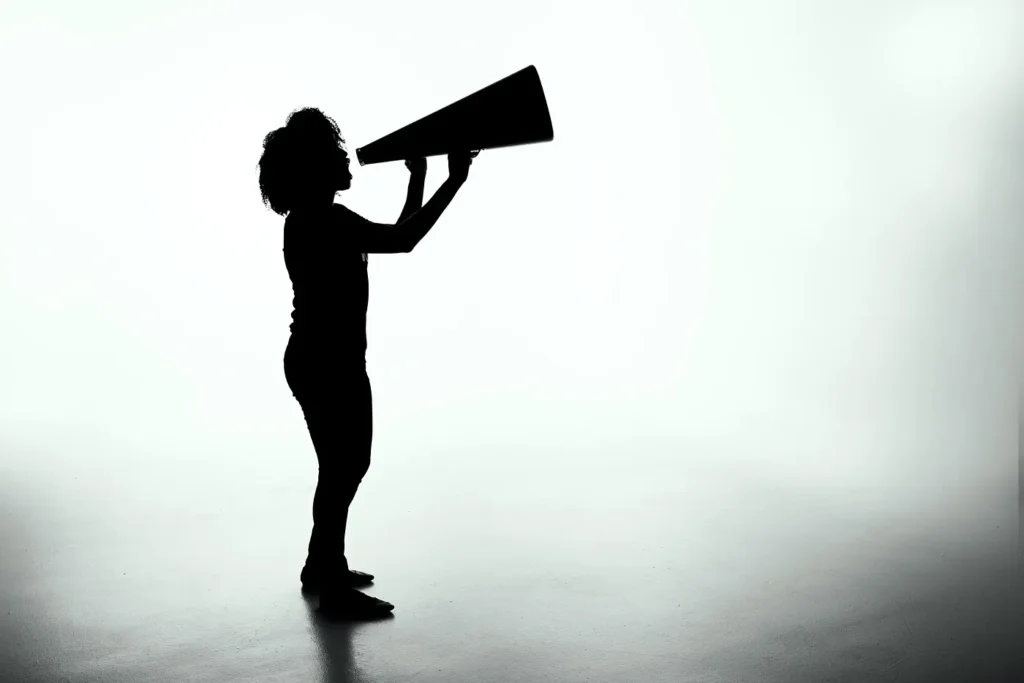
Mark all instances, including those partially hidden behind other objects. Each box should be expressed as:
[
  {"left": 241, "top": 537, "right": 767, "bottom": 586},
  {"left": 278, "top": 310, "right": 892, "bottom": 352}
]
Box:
[{"left": 1, "top": 432, "right": 1019, "bottom": 683}]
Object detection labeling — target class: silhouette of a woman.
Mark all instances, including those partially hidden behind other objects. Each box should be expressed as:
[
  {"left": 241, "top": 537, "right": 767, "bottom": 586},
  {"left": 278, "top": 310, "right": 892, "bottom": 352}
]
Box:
[{"left": 258, "top": 108, "right": 475, "bottom": 618}]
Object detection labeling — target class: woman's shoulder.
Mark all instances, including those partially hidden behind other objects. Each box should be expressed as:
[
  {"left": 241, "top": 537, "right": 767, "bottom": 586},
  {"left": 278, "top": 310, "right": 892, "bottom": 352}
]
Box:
[
  {"left": 284, "top": 204, "right": 357, "bottom": 248},
  {"left": 285, "top": 205, "right": 325, "bottom": 234},
  {"left": 286, "top": 204, "right": 324, "bottom": 222},
  {"left": 287, "top": 203, "right": 363, "bottom": 224},
  {"left": 331, "top": 203, "right": 369, "bottom": 224}
]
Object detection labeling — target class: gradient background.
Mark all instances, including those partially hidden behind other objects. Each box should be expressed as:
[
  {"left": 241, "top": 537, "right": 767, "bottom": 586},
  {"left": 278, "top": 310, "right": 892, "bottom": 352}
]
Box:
[{"left": 1, "top": 1, "right": 1021, "bottom": 681}]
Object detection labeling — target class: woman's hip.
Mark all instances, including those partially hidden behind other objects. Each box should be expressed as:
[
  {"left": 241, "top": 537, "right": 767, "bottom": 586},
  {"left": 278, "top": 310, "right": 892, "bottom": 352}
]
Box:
[{"left": 285, "top": 339, "right": 368, "bottom": 396}]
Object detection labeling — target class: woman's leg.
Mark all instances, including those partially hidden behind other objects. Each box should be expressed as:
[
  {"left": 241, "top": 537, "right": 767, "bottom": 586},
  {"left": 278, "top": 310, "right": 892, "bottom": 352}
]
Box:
[
  {"left": 301, "top": 368, "right": 373, "bottom": 576},
  {"left": 285, "top": 343, "right": 373, "bottom": 580}
]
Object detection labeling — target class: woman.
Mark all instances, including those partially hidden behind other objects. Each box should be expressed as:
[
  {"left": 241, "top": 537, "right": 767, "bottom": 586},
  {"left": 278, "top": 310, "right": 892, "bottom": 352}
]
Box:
[{"left": 258, "top": 107, "right": 476, "bottom": 619}]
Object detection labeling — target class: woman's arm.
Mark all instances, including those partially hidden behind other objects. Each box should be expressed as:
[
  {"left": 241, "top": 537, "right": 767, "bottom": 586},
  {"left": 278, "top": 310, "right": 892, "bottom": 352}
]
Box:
[
  {"left": 328, "top": 152, "right": 474, "bottom": 254},
  {"left": 397, "top": 152, "right": 476, "bottom": 252},
  {"left": 399, "top": 177, "right": 463, "bottom": 252},
  {"left": 397, "top": 158, "right": 426, "bottom": 224}
]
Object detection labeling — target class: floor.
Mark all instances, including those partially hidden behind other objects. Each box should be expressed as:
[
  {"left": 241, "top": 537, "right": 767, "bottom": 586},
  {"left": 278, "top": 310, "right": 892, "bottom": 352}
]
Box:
[{"left": 1, "top": 421, "right": 1019, "bottom": 683}]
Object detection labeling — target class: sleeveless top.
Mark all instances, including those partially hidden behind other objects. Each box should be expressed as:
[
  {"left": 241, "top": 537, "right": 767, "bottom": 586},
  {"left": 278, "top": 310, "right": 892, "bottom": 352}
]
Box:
[{"left": 283, "top": 204, "right": 369, "bottom": 360}]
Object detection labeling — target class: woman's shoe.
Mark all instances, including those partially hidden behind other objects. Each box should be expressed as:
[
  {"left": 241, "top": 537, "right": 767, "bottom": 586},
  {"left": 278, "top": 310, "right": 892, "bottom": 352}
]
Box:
[
  {"left": 318, "top": 587, "right": 394, "bottom": 620},
  {"left": 301, "top": 566, "right": 375, "bottom": 593}
]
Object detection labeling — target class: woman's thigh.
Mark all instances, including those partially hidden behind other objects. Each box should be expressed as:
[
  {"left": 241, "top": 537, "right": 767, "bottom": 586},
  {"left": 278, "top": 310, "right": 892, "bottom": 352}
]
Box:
[{"left": 285, "top": 350, "right": 372, "bottom": 469}]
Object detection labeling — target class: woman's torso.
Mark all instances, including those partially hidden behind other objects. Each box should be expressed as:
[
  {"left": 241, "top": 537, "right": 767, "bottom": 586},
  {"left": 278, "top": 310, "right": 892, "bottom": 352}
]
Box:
[{"left": 283, "top": 206, "right": 368, "bottom": 361}]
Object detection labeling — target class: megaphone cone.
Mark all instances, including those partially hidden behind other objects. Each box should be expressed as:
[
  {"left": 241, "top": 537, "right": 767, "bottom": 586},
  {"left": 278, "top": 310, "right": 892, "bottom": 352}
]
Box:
[{"left": 355, "top": 65, "right": 554, "bottom": 165}]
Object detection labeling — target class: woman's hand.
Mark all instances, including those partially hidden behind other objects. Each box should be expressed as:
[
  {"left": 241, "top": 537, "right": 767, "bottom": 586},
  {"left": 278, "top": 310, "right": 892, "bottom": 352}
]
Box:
[
  {"left": 405, "top": 157, "right": 427, "bottom": 176},
  {"left": 447, "top": 150, "right": 479, "bottom": 184}
]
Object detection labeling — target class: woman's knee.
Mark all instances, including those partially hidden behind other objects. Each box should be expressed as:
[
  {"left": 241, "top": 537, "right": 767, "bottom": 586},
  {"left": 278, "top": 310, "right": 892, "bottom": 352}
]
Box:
[{"left": 319, "top": 453, "right": 370, "bottom": 479}]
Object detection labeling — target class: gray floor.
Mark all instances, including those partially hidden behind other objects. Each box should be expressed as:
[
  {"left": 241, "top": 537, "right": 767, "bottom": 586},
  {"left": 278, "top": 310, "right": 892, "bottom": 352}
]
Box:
[{"left": 1, "top": 426, "right": 1019, "bottom": 683}]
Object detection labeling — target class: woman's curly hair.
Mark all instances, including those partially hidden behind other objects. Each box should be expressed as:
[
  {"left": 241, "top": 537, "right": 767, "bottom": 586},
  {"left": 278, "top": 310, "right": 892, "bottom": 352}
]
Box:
[{"left": 258, "top": 107, "right": 349, "bottom": 216}]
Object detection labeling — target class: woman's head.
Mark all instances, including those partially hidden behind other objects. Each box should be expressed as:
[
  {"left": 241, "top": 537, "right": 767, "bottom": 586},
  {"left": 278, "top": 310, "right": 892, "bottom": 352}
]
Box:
[{"left": 258, "top": 107, "right": 352, "bottom": 215}]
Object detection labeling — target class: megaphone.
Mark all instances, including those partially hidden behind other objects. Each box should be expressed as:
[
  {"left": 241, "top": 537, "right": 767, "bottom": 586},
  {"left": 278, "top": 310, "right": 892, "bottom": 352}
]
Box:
[{"left": 355, "top": 65, "right": 554, "bottom": 165}]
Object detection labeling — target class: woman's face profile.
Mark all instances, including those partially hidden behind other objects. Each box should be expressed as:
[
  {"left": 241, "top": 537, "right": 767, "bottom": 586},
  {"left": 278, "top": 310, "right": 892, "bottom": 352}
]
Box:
[{"left": 335, "top": 147, "right": 352, "bottom": 193}]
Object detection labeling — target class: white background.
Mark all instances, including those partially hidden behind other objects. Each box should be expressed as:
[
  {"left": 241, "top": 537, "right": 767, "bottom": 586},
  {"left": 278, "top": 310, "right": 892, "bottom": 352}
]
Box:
[{"left": 1, "top": 0, "right": 1021, "bottom": 521}]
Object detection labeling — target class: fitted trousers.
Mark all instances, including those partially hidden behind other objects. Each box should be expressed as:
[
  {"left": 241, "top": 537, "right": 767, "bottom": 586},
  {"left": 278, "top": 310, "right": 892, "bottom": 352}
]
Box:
[{"left": 284, "top": 335, "right": 372, "bottom": 575}]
